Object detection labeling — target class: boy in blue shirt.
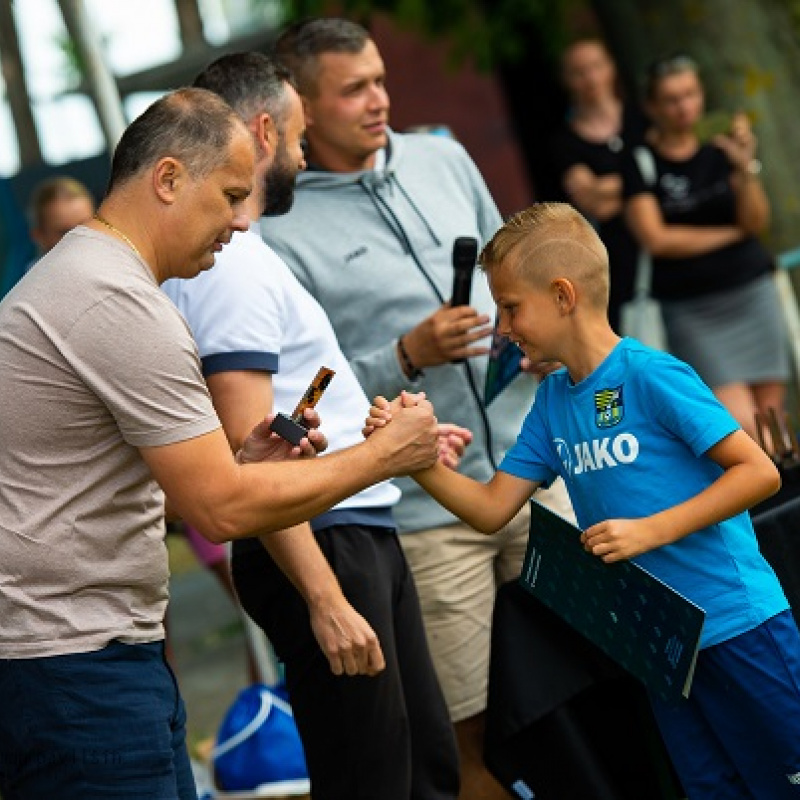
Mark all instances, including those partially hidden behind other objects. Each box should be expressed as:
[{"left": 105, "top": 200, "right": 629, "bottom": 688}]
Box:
[{"left": 367, "top": 202, "right": 800, "bottom": 798}]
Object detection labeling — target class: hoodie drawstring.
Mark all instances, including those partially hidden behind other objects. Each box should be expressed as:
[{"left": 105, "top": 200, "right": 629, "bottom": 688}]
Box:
[
  {"left": 394, "top": 175, "right": 442, "bottom": 248},
  {"left": 357, "top": 170, "right": 498, "bottom": 470},
  {"left": 361, "top": 174, "right": 445, "bottom": 304}
]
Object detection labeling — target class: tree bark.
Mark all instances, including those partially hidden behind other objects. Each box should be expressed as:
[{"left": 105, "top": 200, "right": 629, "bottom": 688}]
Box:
[
  {"left": 496, "top": 31, "right": 569, "bottom": 203},
  {"left": 0, "top": 0, "right": 42, "bottom": 167},
  {"left": 592, "top": 0, "right": 800, "bottom": 254},
  {"left": 57, "top": 0, "right": 127, "bottom": 155},
  {"left": 175, "top": 0, "right": 206, "bottom": 52}
]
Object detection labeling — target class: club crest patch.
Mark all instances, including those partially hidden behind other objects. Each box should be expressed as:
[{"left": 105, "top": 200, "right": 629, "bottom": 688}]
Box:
[{"left": 595, "top": 386, "right": 624, "bottom": 428}]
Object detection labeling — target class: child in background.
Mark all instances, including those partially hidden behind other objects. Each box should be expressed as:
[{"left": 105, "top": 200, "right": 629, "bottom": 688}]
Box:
[
  {"left": 366, "top": 202, "right": 800, "bottom": 799},
  {"left": 27, "top": 176, "right": 95, "bottom": 258}
]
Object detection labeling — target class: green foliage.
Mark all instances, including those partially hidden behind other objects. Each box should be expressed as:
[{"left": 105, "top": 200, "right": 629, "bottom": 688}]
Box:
[
  {"left": 782, "top": 0, "right": 800, "bottom": 40},
  {"left": 280, "top": 0, "right": 571, "bottom": 69},
  {"left": 55, "top": 33, "right": 84, "bottom": 89}
]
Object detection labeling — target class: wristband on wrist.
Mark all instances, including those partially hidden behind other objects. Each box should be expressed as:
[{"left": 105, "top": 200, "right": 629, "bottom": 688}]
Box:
[
  {"left": 744, "top": 158, "right": 762, "bottom": 176},
  {"left": 397, "top": 336, "right": 424, "bottom": 380}
]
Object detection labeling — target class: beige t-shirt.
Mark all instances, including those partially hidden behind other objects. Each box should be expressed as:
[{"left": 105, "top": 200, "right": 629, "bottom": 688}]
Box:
[{"left": 0, "top": 227, "right": 220, "bottom": 658}]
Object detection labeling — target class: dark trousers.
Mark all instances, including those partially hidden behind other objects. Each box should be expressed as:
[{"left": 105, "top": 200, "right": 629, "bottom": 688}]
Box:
[
  {"left": 0, "top": 640, "right": 195, "bottom": 800},
  {"left": 232, "top": 524, "right": 459, "bottom": 800}
]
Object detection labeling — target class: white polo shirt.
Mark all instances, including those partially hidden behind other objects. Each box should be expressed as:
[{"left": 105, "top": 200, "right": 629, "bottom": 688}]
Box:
[{"left": 163, "top": 225, "right": 400, "bottom": 530}]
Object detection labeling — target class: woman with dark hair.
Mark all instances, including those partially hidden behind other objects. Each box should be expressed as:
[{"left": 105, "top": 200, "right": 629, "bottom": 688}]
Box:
[
  {"left": 553, "top": 38, "right": 649, "bottom": 332},
  {"left": 621, "top": 55, "right": 786, "bottom": 439}
]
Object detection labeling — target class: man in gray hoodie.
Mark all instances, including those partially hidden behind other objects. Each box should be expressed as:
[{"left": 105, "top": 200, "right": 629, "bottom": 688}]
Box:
[
  {"left": 264, "top": 17, "right": 574, "bottom": 799},
  {"left": 165, "top": 52, "right": 461, "bottom": 800}
]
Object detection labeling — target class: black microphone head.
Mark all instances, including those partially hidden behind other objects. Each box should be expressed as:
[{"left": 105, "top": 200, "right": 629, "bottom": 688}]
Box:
[
  {"left": 452, "top": 236, "right": 479, "bottom": 270},
  {"left": 451, "top": 236, "right": 479, "bottom": 307}
]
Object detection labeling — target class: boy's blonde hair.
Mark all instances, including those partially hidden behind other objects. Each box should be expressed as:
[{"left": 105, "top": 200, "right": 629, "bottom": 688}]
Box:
[{"left": 480, "top": 202, "right": 610, "bottom": 310}]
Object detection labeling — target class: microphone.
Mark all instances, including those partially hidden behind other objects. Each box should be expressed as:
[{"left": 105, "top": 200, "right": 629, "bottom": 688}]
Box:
[
  {"left": 450, "top": 236, "right": 479, "bottom": 365},
  {"left": 450, "top": 236, "right": 478, "bottom": 307}
]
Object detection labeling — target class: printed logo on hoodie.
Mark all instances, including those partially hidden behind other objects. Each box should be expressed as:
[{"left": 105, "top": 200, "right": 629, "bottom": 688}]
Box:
[{"left": 344, "top": 246, "right": 368, "bottom": 264}]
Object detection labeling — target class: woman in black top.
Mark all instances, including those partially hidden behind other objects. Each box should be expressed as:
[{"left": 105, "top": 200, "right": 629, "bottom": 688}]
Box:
[
  {"left": 622, "top": 55, "right": 787, "bottom": 439},
  {"left": 554, "top": 39, "right": 648, "bottom": 332}
]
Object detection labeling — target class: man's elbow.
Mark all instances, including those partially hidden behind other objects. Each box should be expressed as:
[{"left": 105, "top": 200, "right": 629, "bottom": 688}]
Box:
[
  {"left": 200, "top": 501, "right": 306, "bottom": 543},
  {"left": 187, "top": 516, "right": 237, "bottom": 546},
  {"left": 188, "top": 505, "right": 257, "bottom": 545}
]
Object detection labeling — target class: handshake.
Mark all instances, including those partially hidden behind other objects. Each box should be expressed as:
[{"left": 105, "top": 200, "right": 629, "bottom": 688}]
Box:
[
  {"left": 238, "top": 389, "right": 471, "bottom": 479},
  {"left": 361, "top": 390, "right": 472, "bottom": 473}
]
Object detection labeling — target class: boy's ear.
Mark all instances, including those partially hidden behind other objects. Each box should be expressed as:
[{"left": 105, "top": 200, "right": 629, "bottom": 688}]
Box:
[{"left": 552, "top": 277, "right": 577, "bottom": 314}]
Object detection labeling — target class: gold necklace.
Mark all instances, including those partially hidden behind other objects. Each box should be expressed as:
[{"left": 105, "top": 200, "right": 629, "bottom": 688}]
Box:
[{"left": 93, "top": 213, "right": 145, "bottom": 262}]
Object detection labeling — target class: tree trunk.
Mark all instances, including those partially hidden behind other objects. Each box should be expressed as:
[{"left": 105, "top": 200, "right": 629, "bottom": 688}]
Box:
[
  {"left": 57, "top": 0, "right": 127, "bottom": 154},
  {"left": 175, "top": 0, "right": 206, "bottom": 52},
  {"left": 592, "top": 0, "right": 800, "bottom": 255},
  {"left": 0, "top": 0, "right": 42, "bottom": 167},
  {"left": 494, "top": 19, "right": 570, "bottom": 204}
]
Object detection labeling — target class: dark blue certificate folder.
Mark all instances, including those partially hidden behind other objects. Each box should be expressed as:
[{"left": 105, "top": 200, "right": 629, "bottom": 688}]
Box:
[{"left": 520, "top": 501, "right": 705, "bottom": 702}]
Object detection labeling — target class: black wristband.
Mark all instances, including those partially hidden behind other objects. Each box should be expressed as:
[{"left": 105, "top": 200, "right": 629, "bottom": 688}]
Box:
[{"left": 397, "top": 336, "right": 424, "bottom": 380}]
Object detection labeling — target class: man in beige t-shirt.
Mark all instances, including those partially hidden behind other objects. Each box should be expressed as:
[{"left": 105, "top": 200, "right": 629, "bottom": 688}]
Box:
[{"left": 0, "top": 87, "right": 440, "bottom": 800}]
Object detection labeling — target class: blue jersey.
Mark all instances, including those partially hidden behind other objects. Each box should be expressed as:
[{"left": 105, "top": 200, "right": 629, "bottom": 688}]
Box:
[{"left": 502, "top": 338, "right": 788, "bottom": 647}]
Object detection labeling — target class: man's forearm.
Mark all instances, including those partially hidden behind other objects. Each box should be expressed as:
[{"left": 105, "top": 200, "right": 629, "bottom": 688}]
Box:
[
  {"left": 202, "top": 435, "right": 405, "bottom": 541},
  {"left": 257, "top": 523, "right": 344, "bottom": 606},
  {"left": 169, "top": 370, "right": 434, "bottom": 541}
]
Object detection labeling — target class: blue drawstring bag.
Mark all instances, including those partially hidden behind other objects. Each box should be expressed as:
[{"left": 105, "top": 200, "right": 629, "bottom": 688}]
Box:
[{"left": 213, "top": 683, "right": 310, "bottom": 797}]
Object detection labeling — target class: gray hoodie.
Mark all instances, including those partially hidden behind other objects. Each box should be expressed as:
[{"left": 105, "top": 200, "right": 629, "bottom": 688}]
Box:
[{"left": 262, "top": 129, "right": 538, "bottom": 533}]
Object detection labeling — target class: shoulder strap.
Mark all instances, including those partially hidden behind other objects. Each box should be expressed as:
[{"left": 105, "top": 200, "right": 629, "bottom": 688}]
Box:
[
  {"left": 633, "top": 146, "right": 658, "bottom": 188},
  {"left": 633, "top": 247, "right": 653, "bottom": 299},
  {"left": 631, "top": 146, "right": 657, "bottom": 296}
]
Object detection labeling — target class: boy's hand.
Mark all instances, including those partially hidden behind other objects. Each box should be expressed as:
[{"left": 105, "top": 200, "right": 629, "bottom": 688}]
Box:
[
  {"left": 362, "top": 391, "right": 425, "bottom": 434},
  {"left": 436, "top": 422, "right": 473, "bottom": 470},
  {"left": 363, "top": 395, "right": 471, "bottom": 470},
  {"left": 581, "top": 517, "right": 666, "bottom": 563},
  {"left": 363, "top": 395, "right": 394, "bottom": 437}
]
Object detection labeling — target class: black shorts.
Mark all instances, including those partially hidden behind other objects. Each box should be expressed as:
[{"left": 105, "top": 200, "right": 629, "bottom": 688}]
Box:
[{"left": 232, "top": 523, "right": 459, "bottom": 800}]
